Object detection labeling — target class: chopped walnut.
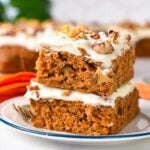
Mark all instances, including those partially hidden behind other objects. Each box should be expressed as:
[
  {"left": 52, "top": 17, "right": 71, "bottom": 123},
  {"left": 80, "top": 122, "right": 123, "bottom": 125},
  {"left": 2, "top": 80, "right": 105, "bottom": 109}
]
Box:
[
  {"left": 28, "top": 85, "right": 39, "bottom": 91},
  {"left": 61, "top": 25, "right": 92, "bottom": 39},
  {"left": 108, "top": 30, "right": 118, "bottom": 42},
  {"left": 123, "top": 34, "right": 131, "bottom": 42},
  {"left": 74, "top": 31, "right": 87, "bottom": 40},
  {"left": 61, "top": 65, "right": 74, "bottom": 74},
  {"left": 61, "top": 25, "right": 70, "bottom": 34},
  {"left": 62, "top": 90, "right": 71, "bottom": 96},
  {"left": 92, "top": 41, "right": 114, "bottom": 54},
  {"left": 90, "top": 32, "right": 100, "bottom": 40},
  {"left": 35, "top": 91, "right": 40, "bottom": 98},
  {"left": 95, "top": 68, "right": 111, "bottom": 86}
]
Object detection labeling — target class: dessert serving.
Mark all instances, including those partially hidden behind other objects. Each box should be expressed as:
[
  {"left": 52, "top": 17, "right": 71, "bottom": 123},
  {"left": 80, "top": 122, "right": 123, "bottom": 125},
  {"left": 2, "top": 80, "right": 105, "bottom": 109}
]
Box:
[
  {"left": 25, "top": 26, "right": 139, "bottom": 135},
  {"left": 36, "top": 26, "right": 135, "bottom": 96},
  {"left": 108, "top": 21, "right": 150, "bottom": 57}
]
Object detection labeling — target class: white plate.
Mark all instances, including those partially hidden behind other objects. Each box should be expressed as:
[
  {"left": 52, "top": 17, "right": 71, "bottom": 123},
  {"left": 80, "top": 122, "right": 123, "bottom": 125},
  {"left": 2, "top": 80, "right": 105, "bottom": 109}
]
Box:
[{"left": 0, "top": 96, "right": 150, "bottom": 145}]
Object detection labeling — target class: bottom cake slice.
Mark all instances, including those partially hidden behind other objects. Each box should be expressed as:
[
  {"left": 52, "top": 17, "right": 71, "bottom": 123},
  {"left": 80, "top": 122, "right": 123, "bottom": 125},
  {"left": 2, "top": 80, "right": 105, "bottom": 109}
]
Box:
[{"left": 25, "top": 80, "right": 139, "bottom": 135}]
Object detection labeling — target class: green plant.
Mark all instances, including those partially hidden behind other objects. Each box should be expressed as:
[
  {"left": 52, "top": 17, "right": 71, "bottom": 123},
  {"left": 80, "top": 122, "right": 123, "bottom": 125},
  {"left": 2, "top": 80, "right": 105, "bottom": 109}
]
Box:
[
  {"left": 0, "top": 2, "right": 4, "bottom": 21},
  {"left": 0, "top": 0, "right": 51, "bottom": 22}
]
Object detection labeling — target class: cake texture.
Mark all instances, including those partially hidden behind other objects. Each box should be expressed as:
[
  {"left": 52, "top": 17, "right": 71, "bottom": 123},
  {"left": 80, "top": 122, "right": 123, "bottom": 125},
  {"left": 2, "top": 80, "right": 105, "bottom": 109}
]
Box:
[
  {"left": 36, "top": 26, "right": 135, "bottom": 96},
  {"left": 24, "top": 25, "right": 139, "bottom": 135}
]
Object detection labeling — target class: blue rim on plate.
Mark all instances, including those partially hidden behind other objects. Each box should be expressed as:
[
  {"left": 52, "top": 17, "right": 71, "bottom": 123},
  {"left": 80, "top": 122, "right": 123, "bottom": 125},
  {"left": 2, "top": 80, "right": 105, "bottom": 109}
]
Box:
[{"left": 0, "top": 117, "right": 150, "bottom": 139}]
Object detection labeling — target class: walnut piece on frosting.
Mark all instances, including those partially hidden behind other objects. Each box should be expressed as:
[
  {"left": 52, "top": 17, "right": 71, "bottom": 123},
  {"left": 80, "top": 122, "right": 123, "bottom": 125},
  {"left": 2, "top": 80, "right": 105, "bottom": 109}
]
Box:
[
  {"left": 61, "top": 25, "right": 92, "bottom": 39},
  {"left": 90, "top": 32, "right": 100, "bottom": 40},
  {"left": 123, "top": 34, "right": 131, "bottom": 42},
  {"left": 60, "top": 25, "right": 70, "bottom": 34},
  {"left": 108, "top": 30, "right": 119, "bottom": 42},
  {"left": 62, "top": 90, "right": 71, "bottom": 96},
  {"left": 92, "top": 41, "right": 114, "bottom": 54}
]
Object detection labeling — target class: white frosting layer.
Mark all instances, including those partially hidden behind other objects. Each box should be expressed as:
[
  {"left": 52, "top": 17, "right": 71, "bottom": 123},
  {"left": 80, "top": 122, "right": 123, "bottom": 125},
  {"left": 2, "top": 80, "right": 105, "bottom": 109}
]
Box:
[
  {"left": 39, "top": 32, "right": 130, "bottom": 68},
  {"left": 109, "top": 26, "right": 150, "bottom": 43},
  {"left": 25, "top": 80, "right": 134, "bottom": 107},
  {"left": 0, "top": 28, "right": 56, "bottom": 51},
  {"left": 127, "top": 28, "right": 150, "bottom": 43},
  {"left": 0, "top": 34, "right": 37, "bottom": 50}
]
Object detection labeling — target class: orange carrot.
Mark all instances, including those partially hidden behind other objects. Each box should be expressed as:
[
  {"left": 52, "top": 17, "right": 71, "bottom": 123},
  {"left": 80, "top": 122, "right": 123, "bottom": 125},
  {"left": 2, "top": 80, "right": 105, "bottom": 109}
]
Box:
[
  {"left": 0, "top": 76, "right": 33, "bottom": 86},
  {"left": 0, "top": 72, "right": 35, "bottom": 81},
  {"left": 0, "top": 86, "right": 27, "bottom": 102},
  {"left": 0, "top": 72, "right": 35, "bottom": 86},
  {"left": 135, "top": 83, "right": 150, "bottom": 100},
  {"left": 0, "top": 87, "right": 26, "bottom": 96},
  {"left": 0, "top": 72, "right": 35, "bottom": 102},
  {"left": 0, "top": 82, "right": 29, "bottom": 94}
]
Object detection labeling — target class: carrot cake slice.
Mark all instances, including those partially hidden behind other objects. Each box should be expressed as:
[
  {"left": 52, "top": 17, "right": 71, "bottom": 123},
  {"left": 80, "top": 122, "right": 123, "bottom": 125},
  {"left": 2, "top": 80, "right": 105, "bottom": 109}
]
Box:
[
  {"left": 36, "top": 26, "right": 135, "bottom": 96},
  {"left": 25, "top": 79, "right": 139, "bottom": 135}
]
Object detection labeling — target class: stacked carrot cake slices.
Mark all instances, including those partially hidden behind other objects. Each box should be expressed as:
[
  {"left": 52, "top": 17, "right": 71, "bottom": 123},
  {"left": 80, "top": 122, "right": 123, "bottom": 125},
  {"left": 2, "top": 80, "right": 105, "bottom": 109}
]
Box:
[{"left": 25, "top": 26, "right": 139, "bottom": 135}]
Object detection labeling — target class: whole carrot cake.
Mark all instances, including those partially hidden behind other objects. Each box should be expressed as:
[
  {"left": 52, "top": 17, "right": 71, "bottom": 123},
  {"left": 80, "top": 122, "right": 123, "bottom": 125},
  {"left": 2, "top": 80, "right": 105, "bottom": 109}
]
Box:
[
  {"left": 25, "top": 25, "right": 139, "bottom": 135},
  {"left": 25, "top": 79, "right": 139, "bottom": 135}
]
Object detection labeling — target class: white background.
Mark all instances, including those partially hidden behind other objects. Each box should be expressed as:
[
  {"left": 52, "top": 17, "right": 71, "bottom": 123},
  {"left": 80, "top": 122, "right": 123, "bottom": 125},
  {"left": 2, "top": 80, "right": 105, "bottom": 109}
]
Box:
[
  {"left": 51, "top": 0, "right": 150, "bottom": 23},
  {"left": 1, "top": 0, "right": 150, "bottom": 23}
]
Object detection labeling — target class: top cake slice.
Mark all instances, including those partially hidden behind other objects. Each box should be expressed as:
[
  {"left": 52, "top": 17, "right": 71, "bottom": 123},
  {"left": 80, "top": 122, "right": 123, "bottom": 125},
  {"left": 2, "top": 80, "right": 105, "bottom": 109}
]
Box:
[{"left": 36, "top": 26, "right": 135, "bottom": 96}]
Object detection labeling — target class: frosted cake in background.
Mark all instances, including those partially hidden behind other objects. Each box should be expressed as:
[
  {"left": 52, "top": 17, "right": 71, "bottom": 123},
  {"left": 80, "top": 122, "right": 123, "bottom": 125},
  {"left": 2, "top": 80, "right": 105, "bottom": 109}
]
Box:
[{"left": 0, "top": 19, "right": 61, "bottom": 73}]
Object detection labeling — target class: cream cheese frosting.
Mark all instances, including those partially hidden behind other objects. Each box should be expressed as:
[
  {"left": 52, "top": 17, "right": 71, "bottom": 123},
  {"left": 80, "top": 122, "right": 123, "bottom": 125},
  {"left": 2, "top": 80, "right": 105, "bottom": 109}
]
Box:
[
  {"left": 0, "top": 34, "right": 38, "bottom": 50},
  {"left": 38, "top": 31, "right": 130, "bottom": 68},
  {"left": 0, "top": 28, "right": 57, "bottom": 51},
  {"left": 109, "top": 25, "right": 150, "bottom": 43},
  {"left": 124, "top": 28, "right": 150, "bottom": 43},
  {"left": 25, "top": 79, "right": 135, "bottom": 107}
]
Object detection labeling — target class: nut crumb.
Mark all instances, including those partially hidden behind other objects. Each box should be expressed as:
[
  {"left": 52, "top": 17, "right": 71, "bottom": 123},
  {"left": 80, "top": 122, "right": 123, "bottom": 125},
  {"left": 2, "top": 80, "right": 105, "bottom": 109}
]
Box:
[
  {"left": 61, "top": 25, "right": 92, "bottom": 39},
  {"left": 62, "top": 90, "right": 71, "bottom": 96},
  {"left": 108, "top": 30, "right": 118, "bottom": 42},
  {"left": 123, "top": 34, "right": 131, "bottom": 42},
  {"left": 90, "top": 33, "right": 100, "bottom": 40},
  {"left": 28, "top": 85, "right": 39, "bottom": 91}
]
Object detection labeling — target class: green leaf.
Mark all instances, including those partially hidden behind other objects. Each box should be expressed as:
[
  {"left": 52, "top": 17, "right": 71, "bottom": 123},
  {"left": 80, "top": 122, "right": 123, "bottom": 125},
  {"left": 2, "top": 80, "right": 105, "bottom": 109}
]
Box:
[
  {"left": 0, "top": 2, "right": 4, "bottom": 21},
  {"left": 10, "top": 0, "right": 51, "bottom": 21}
]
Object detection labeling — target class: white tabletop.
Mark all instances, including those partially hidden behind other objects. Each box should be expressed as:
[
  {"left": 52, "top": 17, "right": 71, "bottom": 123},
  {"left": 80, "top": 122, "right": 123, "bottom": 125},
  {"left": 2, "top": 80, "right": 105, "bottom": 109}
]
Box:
[{"left": 0, "top": 58, "right": 150, "bottom": 150}]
